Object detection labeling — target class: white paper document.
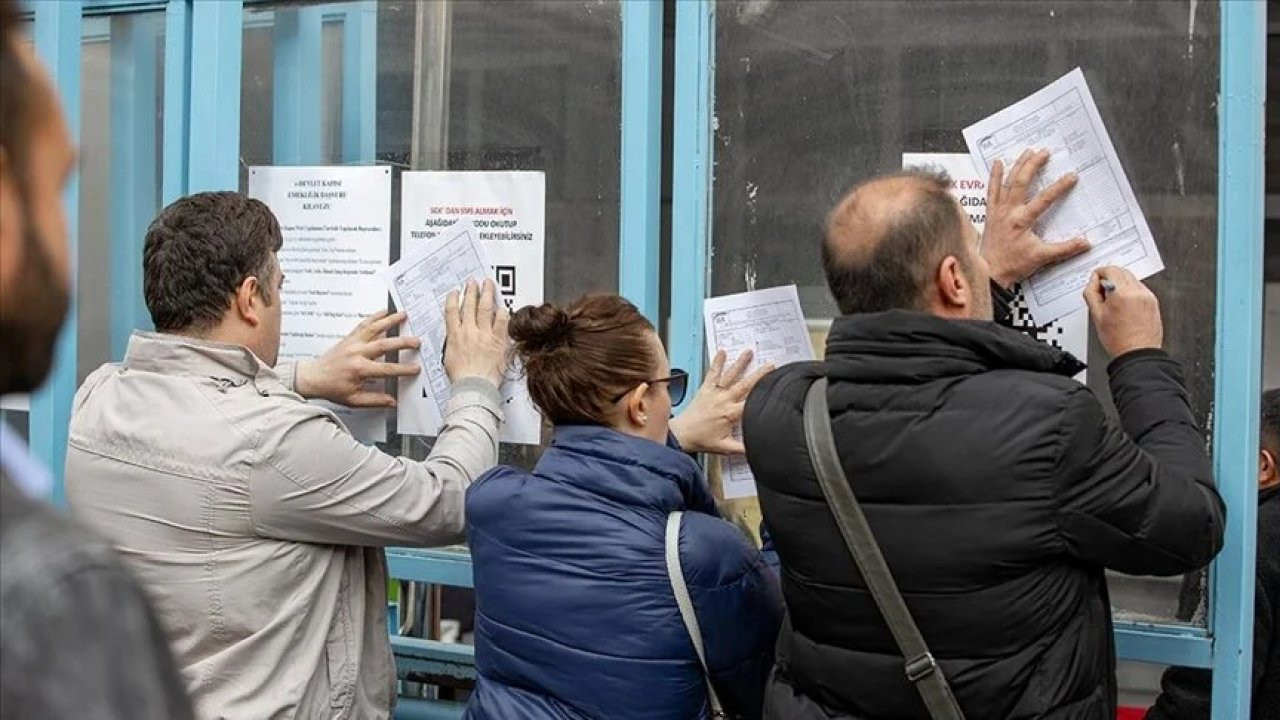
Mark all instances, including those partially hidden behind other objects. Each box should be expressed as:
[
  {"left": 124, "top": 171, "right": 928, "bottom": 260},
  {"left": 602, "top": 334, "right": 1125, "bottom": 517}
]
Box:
[
  {"left": 703, "top": 285, "right": 814, "bottom": 499},
  {"left": 396, "top": 172, "right": 545, "bottom": 446},
  {"left": 963, "top": 68, "right": 1163, "bottom": 324},
  {"left": 384, "top": 221, "right": 491, "bottom": 422},
  {"left": 902, "top": 153, "right": 1088, "bottom": 383},
  {"left": 248, "top": 165, "right": 392, "bottom": 443}
]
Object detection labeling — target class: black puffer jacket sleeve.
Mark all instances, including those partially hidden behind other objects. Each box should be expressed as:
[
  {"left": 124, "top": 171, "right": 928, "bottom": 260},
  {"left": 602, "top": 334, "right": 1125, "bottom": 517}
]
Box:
[{"left": 1052, "top": 350, "right": 1225, "bottom": 576}]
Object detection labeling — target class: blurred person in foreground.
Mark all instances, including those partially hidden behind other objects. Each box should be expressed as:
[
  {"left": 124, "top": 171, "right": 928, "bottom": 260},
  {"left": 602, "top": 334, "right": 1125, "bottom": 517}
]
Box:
[
  {"left": 744, "top": 155, "right": 1226, "bottom": 719},
  {"left": 0, "top": 2, "right": 193, "bottom": 717},
  {"left": 1147, "top": 388, "right": 1280, "bottom": 720}
]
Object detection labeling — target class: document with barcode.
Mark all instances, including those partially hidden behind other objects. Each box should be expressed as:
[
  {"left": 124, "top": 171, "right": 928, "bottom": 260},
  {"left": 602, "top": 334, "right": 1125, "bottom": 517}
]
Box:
[
  {"left": 703, "top": 285, "right": 813, "bottom": 500},
  {"left": 963, "top": 67, "right": 1163, "bottom": 324}
]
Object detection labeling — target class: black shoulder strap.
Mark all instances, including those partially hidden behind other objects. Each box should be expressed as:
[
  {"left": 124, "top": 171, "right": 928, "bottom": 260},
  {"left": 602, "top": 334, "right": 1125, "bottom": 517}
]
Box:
[{"left": 802, "top": 378, "right": 965, "bottom": 720}]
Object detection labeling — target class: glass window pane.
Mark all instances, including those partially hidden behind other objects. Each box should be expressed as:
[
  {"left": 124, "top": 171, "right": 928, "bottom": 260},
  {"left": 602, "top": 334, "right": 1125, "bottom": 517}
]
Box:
[
  {"left": 77, "top": 13, "right": 166, "bottom": 384},
  {"left": 239, "top": 0, "right": 623, "bottom": 472},
  {"left": 712, "top": 0, "right": 1220, "bottom": 626}
]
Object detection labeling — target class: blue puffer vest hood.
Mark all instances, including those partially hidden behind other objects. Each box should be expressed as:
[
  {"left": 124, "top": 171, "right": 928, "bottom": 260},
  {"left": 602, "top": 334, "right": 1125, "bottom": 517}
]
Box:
[{"left": 464, "top": 425, "right": 782, "bottom": 720}]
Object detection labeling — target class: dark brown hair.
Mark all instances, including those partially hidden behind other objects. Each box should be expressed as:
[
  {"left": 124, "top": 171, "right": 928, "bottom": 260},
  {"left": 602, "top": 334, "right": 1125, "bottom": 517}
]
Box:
[
  {"left": 510, "top": 295, "right": 658, "bottom": 426},
  {"left": 822, "top": 169, "right": 970, "bottom": 315},
  {"left": 144, "top": 191, "right": 284, "bottom": 332}
]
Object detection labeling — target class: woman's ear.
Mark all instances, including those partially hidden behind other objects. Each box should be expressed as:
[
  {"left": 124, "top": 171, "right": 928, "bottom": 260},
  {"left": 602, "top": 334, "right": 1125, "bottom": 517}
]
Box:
[{"left": 626, "top": 383, "right": 652, "bottom": 427}]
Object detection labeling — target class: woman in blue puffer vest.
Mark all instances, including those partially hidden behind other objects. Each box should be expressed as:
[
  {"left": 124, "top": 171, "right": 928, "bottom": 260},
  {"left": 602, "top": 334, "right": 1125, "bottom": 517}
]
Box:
[{"left": 464, "top": 294, "right": 783, "bottom": 720}]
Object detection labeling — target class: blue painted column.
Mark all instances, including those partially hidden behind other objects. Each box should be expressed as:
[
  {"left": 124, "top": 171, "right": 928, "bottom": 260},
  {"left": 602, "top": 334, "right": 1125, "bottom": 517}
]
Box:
[
  {"left": 668, "top": 0, "right": 715, "bottom": 407},
  {"left": 618, "top": 0, "right": 663, "bottom": 324},
  {"left": 29, "top": 0, "right": 82, "bottom": 504},
  {"left": 341, "top": 1, "right": 377, "bottom": 165},
  {"left": 188, "top": 0, "right": 243, "bottom": 192},
  {"left": 109, "top": 13, "right": 161, "bottom": 359},
  {"left": 1209, "top": 0, "right": 1267, "bottom": 718},
  {"left": 272, "top": 6, "right": 324, "bottom": 165},
  {"left": 161, "top": 0, "right": 191, "bottom": 204}
]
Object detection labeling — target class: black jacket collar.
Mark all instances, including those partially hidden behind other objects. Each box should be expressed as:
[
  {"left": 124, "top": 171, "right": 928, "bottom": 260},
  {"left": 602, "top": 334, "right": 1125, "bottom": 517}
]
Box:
[{"left": 824, "top": 309, "right": 1086, "bottom": 384}]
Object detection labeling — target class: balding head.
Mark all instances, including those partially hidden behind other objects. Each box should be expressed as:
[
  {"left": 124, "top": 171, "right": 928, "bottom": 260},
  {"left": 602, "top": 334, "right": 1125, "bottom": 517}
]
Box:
[{"left": 822, "top": 169, "right": 989, "bottom": 319}]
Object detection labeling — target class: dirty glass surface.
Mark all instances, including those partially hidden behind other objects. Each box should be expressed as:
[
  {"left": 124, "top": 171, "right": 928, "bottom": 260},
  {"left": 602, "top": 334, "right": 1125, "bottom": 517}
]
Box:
[
  {"left": 239, "top": 0, "right": 623, "bottom": 471},
  {"left": 712, "top": 0, "right": 1220, "bottom": 626}
]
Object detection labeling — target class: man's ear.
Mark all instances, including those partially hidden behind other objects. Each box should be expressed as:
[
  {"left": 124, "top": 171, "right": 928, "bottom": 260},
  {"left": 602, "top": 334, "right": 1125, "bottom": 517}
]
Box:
[
  {"left": 233, "top": 276, "right": 262, "bottom": 327},
  {"left": 1261, "top": 448, "right": 1278, "bottom": 489},
  {"left": 935, "top": 255, "right": 970, "bottom": 310}
]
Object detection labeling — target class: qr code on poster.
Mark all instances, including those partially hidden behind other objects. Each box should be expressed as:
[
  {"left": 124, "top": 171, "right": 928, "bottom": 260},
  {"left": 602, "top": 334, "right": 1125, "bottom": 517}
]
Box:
[
  {"left": 1007, "top": 284, "right": 1068, "bottom": 351},
  {"left": 495, "top": 265, "right": 517, "bottom": 296}
]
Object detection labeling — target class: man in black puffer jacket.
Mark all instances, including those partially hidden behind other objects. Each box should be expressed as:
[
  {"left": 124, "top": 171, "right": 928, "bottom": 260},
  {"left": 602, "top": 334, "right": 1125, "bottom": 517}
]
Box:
[{"left": 744, "top": 156, "right": 1226, "bottom": 720}]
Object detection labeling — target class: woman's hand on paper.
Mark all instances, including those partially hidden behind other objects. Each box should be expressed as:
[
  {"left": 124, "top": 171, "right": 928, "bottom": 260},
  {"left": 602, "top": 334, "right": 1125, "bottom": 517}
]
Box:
[{"left": 670, "top": 349, "right": 773, "bottom": 456}]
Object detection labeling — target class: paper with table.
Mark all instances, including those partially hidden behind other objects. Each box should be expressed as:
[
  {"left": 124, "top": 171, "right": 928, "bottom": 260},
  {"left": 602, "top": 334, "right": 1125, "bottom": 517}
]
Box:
[
  {"left": 902, "top": 153, "right": 1088, "bottom": 384},
  {"left": 963, "top": 67, "right": 1162, "bottom": 324},
  {"left": 703, "top": 285, "right": 814, "bottom": 500},
  {"left": 382, "top": 220, "right": 541, "bottom": 446}
]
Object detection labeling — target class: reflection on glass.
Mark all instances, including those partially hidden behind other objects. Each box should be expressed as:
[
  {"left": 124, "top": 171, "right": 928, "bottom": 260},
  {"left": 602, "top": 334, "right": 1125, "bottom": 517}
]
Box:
[
  {"left": 713, "top": 0, "right": 1219, "bottom": 626},
  {"left": 239, "top": 1, "right": 623, "bottom": 472},
  {"left": 77, "top": 14, "right": 166, "bottom": 384}
]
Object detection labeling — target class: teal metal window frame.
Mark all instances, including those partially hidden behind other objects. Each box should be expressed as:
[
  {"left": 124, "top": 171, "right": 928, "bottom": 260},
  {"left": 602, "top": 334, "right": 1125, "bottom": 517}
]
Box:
[
  {"left": 24, "top": 0, "right": 1263, "bottom": 715},
  {"left": 667, "top": 1, "right": 1265, "bottom": 717},
  {"left": 29, "top": 0, "right": 661, "bottom": 477},
  {"left": 24, "top": 2, "right": 664, "bottom": 717},
  {"left": 28, "top": 0, "right": 82, "bottom": 508}
]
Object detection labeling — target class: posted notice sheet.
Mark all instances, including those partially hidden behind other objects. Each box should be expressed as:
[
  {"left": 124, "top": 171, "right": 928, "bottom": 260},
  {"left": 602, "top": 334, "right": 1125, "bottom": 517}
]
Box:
[
  {"left": 902, "top": 152, "right": 1088, "bottom": 383},
  {"left": 383, "top": 222, "right": 495, "bottom": 427},
  {"left": 703, "top": 285, "right": 813, "bottom": 499},
  {"left": 248, "top": 165, "right": 392, "bottom": 443},
  {"left": 396, "top": 171, "right": 545, "bottom": 446},
  {"left": 963, "top": 67, "right": 1162, "bottom": 324}
]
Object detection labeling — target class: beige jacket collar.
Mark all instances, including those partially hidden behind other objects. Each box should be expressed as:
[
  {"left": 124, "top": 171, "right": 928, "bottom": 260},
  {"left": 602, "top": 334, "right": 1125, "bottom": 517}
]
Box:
[{"left": 122, "top": 332, "right": 293, "bottom": 395}]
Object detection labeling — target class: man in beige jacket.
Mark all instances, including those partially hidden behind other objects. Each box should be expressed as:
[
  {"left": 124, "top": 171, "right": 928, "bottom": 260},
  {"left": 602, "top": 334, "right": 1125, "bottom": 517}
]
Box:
[
  {"left": 66, "top": 191, "right": 758, "bottom": 719},
  {"left": 65, "top": 191, "right": 512, "bottom": 719}
]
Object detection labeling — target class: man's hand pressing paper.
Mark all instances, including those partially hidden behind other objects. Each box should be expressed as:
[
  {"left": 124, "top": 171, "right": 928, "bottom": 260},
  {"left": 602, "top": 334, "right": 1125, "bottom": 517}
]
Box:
[
  {"left": 443, "top": 279, "right": 511, "bottom": 388},
  {"left": 296, "top": 310, "right": 423, "bottom": 408},
  {"left": 670, "top": 349, "right": 773, "bottom": 455},
  {"left": 982, "top": 148, "right": 1091, "bottom": 288}
]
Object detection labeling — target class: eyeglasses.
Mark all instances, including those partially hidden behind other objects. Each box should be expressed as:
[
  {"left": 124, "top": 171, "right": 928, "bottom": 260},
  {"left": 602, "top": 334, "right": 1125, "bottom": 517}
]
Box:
[{"left": 611, "top": 369, "right": 689, "bottom": 406}]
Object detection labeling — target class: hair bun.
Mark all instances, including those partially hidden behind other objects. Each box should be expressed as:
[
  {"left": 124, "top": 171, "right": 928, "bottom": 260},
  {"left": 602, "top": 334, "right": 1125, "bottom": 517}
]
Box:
[{"left": 510, "top": 303, "right": 574, "bottom": 353}]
